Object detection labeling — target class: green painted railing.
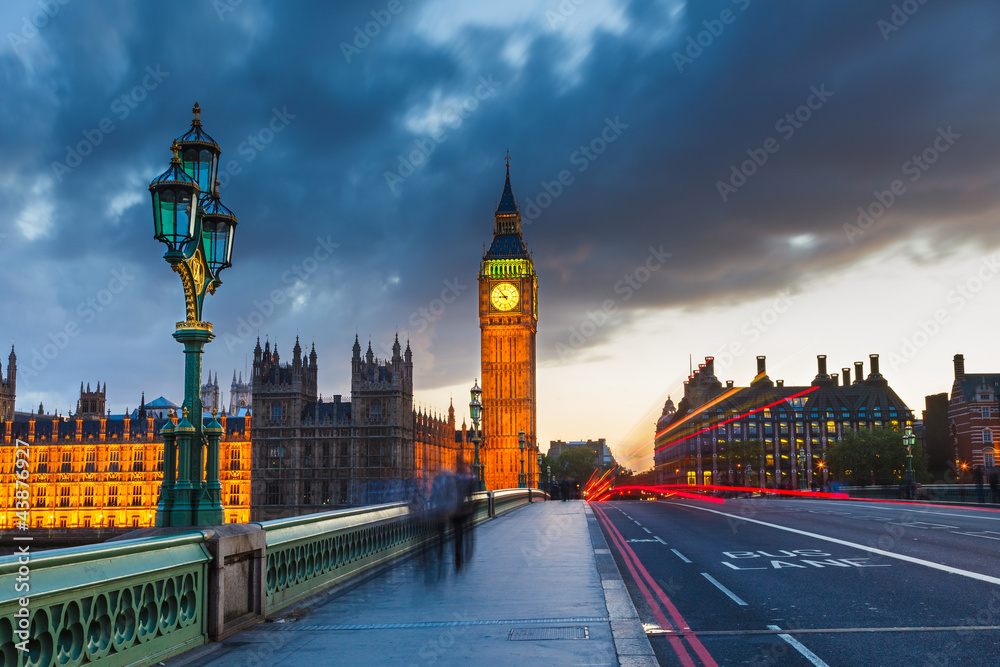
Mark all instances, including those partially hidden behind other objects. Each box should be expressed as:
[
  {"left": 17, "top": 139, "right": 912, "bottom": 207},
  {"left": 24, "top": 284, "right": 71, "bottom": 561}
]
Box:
[
  {"left": 0, "top": 488, "right": 545, "bottom": 666},
  {"left": 0, "top": 532, "right": 210, "bottom": 667}
]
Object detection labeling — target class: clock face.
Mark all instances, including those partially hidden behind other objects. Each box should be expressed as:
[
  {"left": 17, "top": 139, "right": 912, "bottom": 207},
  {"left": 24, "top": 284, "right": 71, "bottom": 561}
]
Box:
[{"left": 490, "top": 282, "right": 520, "bottom": 311}]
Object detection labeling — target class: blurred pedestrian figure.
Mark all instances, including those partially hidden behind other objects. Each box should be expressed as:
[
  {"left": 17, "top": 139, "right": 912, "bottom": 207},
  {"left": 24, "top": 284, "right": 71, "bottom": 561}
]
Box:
[
  {"left": 974, "top": 465, "right": 985, "bottom": 504},
  {"left": 990, "top": 468, "right": 999, "bottom": 504},
  {"left": 424, "top": 472, "right": 459, "bottom": 581},
  {"left": 452, "top": 463, "right": 476, "bottom": 571}
]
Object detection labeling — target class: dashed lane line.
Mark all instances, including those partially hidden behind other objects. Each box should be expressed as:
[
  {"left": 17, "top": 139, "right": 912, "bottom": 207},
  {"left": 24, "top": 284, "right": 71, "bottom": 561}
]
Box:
[
  {"left": 671, "top": 548, "right": 692, "bottom": 563},
  {"left": 701, "top": 573, "right": 747, "bottom": 606},
  {"left": 767, "top": 625, "right": 829, "bottom": 667}
]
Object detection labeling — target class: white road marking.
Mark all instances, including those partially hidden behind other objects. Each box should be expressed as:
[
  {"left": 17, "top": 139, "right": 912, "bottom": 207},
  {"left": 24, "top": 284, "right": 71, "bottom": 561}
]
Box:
[
  {"left": 951, "top": 530, "right": 1000, "bottom": 541},
  {"left": 654, "top": 536, "right": 667, "bottom": 545},
  {"left": 767, "top": 625, "right": 830, "bottom": 667},
  {"left": 791, "top": 499, "right": 1000, "bottom": 523},
  {"left": 642, "top": 527, "right": 652, "bottom": 534},
  {"left": 678, "top": 503, "right": 1000, "bottom": 586},
  {"left": 701, "top": 573, "right": 748, "bottom": 606},
  {"left": 671, "top": 548, "right": 692, "bottom": 563}
]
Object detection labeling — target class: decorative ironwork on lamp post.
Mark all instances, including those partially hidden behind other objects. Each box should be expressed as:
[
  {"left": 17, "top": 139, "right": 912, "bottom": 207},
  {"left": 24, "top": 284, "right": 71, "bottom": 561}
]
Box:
[
  {"left": 537, "top": 451, "right": 543, "bottom": 491},
  {"left": 518, "top": 429, "right": 526, "bottom": 488},
  {"left": 149, "top": 103, "right": 237, "bottom": 528},
  {"left": 469, "top": 380, "right": 484, "bottom": 492},
  {"left": 904, "top": 423, "right": 915, "bottom": 491}
]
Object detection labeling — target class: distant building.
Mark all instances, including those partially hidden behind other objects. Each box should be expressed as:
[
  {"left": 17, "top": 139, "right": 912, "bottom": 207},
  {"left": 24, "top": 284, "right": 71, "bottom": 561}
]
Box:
[
  {"left": 0, "top": 346, "right": 13, "bottom": 421},
  {"left": 250, "top": 335, "right": 471, "bottom": 521},
  {"left": 548, "top": 439, "right": 613, "bottom": 467},
  {"left": 922, "top": 392, "right": 951, "bottom": 479},
  {"left": 201, "top": 371, "right": 221, "bottom": 414},
  {"left": 0, "top": 379, "right": 250, "bottom": 529},
  {"left": 653, "top": 354, "right": 914, "bottom": 488},
  {"left": 946, "top": 354, "right": 1000, "bottom": 476}
]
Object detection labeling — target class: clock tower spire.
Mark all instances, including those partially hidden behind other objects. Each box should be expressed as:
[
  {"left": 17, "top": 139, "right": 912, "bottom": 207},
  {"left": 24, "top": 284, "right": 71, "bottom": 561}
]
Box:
[{"left": 479, "top": 157, "right": 538, "bottom": 490}]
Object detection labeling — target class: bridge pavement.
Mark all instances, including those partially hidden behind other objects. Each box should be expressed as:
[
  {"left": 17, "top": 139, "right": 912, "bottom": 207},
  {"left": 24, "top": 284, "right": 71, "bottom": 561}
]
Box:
[{"left": 165, "top": 500, "right": 656, "bottom": 667}]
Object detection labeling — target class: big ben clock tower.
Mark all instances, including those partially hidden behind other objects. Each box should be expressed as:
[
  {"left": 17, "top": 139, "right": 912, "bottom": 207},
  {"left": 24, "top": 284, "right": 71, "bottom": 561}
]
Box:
[{"left": 480, "top": 157, "right": 538, "bottom": 490}]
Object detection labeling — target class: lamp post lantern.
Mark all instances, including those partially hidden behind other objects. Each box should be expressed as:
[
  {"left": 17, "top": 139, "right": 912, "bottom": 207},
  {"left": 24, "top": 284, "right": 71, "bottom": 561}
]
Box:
[
  {"left": 537, "top": 451, "right": 543, "bottom": 491},
  {"left": 149, "top": 103, "right": 236, "bottom": 528},
  {"left": 469, "top": 380, "right": 484, "bottom": 492},
  {"left": 904, "top": 423, "right": 915, "bottom": 498},
  {"left": 518, "top": 429, "right": 526, "bottom": 488}
]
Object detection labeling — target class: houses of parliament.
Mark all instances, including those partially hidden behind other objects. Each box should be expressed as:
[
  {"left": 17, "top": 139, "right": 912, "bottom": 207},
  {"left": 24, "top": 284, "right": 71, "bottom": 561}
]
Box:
[{"left": 0, "top": 164, "right": 542, "bottom": 528}]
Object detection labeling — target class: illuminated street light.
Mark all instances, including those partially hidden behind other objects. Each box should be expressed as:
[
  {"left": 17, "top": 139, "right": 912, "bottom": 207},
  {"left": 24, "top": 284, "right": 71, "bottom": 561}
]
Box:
[
  {"left": 148, "top": 103, "right": 236, "bottom": 527},
  {"left": 518, "top": 429, "right": 526, "bottom": 489},
  {"left": 469, "top": 380, "right": 484, "bottom": 492}
]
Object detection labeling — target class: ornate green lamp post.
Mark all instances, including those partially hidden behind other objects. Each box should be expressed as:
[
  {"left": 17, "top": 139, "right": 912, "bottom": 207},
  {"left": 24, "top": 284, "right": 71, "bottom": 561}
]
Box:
[
  {"left": 518, "top": 429, "right": 526, "bottom": 488},
  {"left": 903, "top": 424, "right": 915, "bottom": 497},
  {"left": 537, "top": 451, "right": 543, "bottom": 490},
  {"left": 469, "top": 380, "right": 485, "bottom": 492},
  {"left": 149, "top": 103, "right": 237, "bottom": 528}
]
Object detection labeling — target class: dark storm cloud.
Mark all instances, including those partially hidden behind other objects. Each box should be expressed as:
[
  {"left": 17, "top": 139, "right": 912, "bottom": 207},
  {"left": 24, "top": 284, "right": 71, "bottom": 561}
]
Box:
[{"left": 1, "top": 0, "right": 997, "bottom": 410}]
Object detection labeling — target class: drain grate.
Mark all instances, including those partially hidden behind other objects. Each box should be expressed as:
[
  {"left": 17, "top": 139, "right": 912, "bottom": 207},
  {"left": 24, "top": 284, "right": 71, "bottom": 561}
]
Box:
[{"left": 509, "top": 626, "right": 589, "bottom": 641}]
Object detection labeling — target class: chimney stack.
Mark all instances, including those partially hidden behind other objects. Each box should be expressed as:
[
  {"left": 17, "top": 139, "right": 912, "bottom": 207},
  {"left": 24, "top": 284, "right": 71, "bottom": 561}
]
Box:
[
  {"left": 705, "top": 356, "right": 716, "bottom": 378},
  {"left": 817, "top": 355, "right": 828, "bottom": 376},
  {"left": 954, "top": 354, "right": 965, "bottom": 379},
  {"left": 726, "top": 380, "right": 734, "bottom": 388},
  {"left": 831, "top": 373, "right": 839, "bottom": 386},
  {"left": 776, "top": 380, "right": 784, "bottom": 388},
  {"left": 842, "top": 367, "right": 851, "bottom": 386},
  {"left": 854, "top": 362, "right": 863, "bottom": 384},
  {"left": 869, "top": 353, "right": 881, "bottom": 377},
  {"left": 756, "top": 356, "right": 766, "bottom": 376}
]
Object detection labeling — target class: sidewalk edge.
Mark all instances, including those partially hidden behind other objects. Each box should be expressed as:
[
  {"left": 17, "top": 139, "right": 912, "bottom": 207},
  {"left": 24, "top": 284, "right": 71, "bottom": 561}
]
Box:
[{"left": 584, "top": 503, "right": 657, "bottom": 667}]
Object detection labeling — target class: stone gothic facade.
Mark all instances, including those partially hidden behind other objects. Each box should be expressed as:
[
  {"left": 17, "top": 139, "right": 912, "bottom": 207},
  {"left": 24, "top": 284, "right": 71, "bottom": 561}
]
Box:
[{"left": 250, "top": 335, "right": 470, "bottom": 520}]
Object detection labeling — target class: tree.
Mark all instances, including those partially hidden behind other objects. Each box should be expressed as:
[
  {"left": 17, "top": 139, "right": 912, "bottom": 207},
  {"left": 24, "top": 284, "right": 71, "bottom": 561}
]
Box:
[
  {"left": 826, "top": 426, "right": 929, "bottom": 486},
  {"left": 555, "top": 447, "right": 598, "bottom": 483},
  {"left": 720, "top": 439, "right": 765, "bottom": 486}
]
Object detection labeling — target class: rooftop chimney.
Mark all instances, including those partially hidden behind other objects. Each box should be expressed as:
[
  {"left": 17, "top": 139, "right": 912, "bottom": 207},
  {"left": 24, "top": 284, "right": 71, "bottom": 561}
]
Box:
[
  {"left": 869, "top": 354, "right": 881, "bottom": 377},
  {"left": 954, "top": 354, "right": 965, "bottom": 379},
  {"left": 854, "top": 362, "right": 863, "bottom": 385},
  {"left": 726, "top": 380, "right": 734, "bottom": 388},
  {"left": 842, "top": 367, "right": 851, "bottom": 386},
  {"left": 831, "top": 373, "right": 839, "bottom": 386},
  {"left": 756, "top": 356, "right": 766, "bottom": 376},
  {"left": 817, "top": 355, "right": 828, "bottom": 377},
  {"left": 776, "top": 380, "right": 784, "bottom": 388},
  {"left": 704, "top": 356, "right": 715, "bottom": 378}
]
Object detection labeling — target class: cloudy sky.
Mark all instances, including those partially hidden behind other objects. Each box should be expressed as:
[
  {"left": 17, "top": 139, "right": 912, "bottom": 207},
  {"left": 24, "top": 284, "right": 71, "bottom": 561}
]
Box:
[{"left": 2, "top": 0, "right": 998, "bottom": 470}]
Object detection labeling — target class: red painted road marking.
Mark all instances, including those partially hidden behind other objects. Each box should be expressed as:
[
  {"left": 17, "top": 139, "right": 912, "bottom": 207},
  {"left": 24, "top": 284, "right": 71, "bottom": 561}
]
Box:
[{"left": 595, "top": 505, "right": 719, "bottom": 667}]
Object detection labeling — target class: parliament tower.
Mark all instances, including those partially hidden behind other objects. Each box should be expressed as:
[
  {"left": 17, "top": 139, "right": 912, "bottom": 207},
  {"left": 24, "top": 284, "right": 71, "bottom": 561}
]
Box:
[{"left": 479, "top": 159, "right": 539, "bottom": 489}]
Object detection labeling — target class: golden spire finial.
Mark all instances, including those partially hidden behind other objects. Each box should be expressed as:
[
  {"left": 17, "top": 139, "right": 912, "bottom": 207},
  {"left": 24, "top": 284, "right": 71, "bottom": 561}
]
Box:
[
  {"left": 182, "top": 407, "right": 189, "bottom": 419},
  {"left": 170, "top": 140, "right": 181, "bottom": 162},
  {"left": 192, "top": 102, "right": 202, "bottom": 125},
  {"left": 505, "top": 149, "right": 511, "bottom": 168},
  {"left": 212, "top": 408, "right": 218, "bottom": 418}
]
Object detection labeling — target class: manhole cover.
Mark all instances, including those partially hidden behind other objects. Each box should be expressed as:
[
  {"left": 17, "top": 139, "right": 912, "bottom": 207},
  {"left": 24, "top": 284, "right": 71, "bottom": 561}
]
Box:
[{"left": 509, "top": 627, "right": 589, "bottom": 641}]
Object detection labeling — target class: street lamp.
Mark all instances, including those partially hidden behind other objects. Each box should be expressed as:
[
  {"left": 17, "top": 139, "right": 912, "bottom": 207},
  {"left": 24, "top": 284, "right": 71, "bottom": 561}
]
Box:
[
  {"left": 797, "top": 448, "right": 807, "bottom": 490},
  {"left": 518, "top": 429, "right": 526, "bottom": 488},
  {"left": 547, "top": 464, "right": 551, "bottom": 493},
  {"left": 149, "top": 103, "right": 236, "bottom": 528},
  {"left": 537, "top": 451, "right": 543, "bottom": 491},
  {"left": 469, "top": 380, "right": 484, "bottom": 492},
  {"left": 903, "top": 423, "right": 915, "bottom": 498}
]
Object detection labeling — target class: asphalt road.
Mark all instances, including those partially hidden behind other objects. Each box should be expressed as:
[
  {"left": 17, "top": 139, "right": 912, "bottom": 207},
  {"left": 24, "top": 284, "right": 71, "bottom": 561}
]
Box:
[{"left": 593, "top": 497, "right": 1000, "bottom": 666}]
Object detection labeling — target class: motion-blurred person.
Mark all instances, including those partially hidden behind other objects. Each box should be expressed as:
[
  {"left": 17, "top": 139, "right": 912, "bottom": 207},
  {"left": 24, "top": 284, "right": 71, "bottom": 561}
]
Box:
[{"left": 452, "top": 461, "right": 476, "bottom": 571}]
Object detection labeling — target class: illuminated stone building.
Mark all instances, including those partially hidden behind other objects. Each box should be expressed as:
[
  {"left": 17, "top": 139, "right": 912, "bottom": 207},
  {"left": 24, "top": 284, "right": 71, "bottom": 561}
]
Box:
[
  {"left": 0, "top": 382, "right": 251, "bottom": 530},
  {"left": 250, "top": 335, "right": 471, "bottom": 520},
  {"left": 653, "top": 354, "right": 913, "bottom": 488},
  {"left": 478, "top": 162, "right": 540, "bottom": 489},
  {"left": 946, "top": 354, "right": 1000, "bottom": 476}
]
